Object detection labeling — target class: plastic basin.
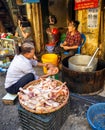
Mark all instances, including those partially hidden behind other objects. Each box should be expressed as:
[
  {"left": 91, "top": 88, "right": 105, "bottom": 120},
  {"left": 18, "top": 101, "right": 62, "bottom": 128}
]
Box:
[{"left": 87, "top": 103, "right": 105, "bottom": 130}]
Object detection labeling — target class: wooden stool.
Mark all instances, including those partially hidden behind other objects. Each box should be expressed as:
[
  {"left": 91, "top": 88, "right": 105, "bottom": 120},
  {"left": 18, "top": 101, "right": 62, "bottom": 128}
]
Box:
[{"left": 2, "top": 93, "right": 18, "bottom": 105}]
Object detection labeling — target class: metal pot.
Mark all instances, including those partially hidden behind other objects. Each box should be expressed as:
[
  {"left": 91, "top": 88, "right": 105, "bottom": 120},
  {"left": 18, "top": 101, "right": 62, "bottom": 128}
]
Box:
[{"left": 68, "top": 55, "right": 98, "bottom": 72}]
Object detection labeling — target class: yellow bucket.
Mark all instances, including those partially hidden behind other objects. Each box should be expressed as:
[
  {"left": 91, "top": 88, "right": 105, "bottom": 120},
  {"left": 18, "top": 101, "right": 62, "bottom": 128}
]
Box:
[{"left": 41, "top": 53, "right": 58, "bottom": 74}]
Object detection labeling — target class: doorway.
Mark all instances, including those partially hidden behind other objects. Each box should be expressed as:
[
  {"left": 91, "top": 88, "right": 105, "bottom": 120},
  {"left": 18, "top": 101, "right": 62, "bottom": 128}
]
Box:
[
  {"left": 40, "top": 0, "right": 75, "bottom": 43},
  {"left": 48, "top": 0, "right": 75, "bottom": 28}
]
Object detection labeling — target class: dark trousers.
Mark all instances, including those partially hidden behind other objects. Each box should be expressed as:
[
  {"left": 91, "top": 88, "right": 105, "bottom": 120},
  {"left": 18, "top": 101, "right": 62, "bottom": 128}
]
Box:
[
  {"left": 6, "top": 73, "right": 35, "bottom": 94},
  {"left": 54, "top": 46, "right": 77, "bottom": 56},
  {"left": 54, "top": 46, "right": 65, "bottom": 54}
]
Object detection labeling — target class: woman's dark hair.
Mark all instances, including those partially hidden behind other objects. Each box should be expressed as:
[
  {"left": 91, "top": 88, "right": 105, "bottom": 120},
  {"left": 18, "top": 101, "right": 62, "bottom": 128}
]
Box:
[
  {"left": 17, "top": 15, "right": 30, "bottom": 27},
  {"left": 20, "top": 21, "right": 31, "bottom": 27},
  {"left": 49, "top": 15, "right": 57, "bottom": 25},
  {"left": 73, "top": 20, "right": 80, "bottom": 30},
  {"left": 69, "top": 20, "right": 80, "bottom": 30},
  {"left": 17, "top": 15, "right": 24, "bottom": 21}
]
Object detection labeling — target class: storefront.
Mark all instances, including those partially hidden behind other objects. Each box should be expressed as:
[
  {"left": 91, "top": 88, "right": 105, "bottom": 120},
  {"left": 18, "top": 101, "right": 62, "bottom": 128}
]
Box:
[{"left": 0, "top": 0, "right": 105, "bottom": 59}]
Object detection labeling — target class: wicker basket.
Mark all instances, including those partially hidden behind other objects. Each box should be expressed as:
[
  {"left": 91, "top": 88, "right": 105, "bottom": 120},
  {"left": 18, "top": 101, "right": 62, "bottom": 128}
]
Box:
[{"left": 18, "top": 78, "right": 70, "bottom": 114}]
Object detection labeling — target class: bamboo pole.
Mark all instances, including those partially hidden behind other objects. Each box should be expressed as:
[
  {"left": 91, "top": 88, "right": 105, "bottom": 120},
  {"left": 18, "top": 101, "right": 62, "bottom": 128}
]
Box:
[
  {"left": 32, "top": 3, "right": 36, "bottom": 46},
  {"left": 26, "top": 4, "right": 35, "bottom": 43},
  {"left": 26, "top": 3, "right": 44, "bottom": 53},
  {"left": 34, "top": 4, "right": 41, "bottom": 53},
  {"left": 26, "top": 4, "right": 33, "bottom": 25},
  {"left": 30, "top": 3, "right": 44, "bottom": 53},
  {"left": 39, "top": 3, "right": 44, "bottom": 51}
]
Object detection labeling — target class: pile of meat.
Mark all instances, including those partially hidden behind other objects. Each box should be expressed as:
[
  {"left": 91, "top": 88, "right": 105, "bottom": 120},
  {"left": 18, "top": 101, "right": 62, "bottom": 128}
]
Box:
[{"left": 18, "top": 78, "right": 69, "bottom": 114}]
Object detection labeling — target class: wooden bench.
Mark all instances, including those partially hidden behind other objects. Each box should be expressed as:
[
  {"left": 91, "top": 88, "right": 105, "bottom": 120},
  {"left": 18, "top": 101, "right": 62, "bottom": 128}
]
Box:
[{"left": 2, "top": 93, "right": 18, "bottom": 105}]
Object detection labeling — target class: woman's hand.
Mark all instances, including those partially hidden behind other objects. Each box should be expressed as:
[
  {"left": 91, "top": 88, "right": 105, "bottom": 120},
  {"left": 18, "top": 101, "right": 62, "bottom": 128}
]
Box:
[
  {"left": 60, "top": 41, "right": 67, "bottom": 48},
  {"left": 63, "top": 46, "right": 70, "bottom": 50},
  {"left": 19, "top": 25, "right": 23, "bottom": 31},
  {"left": 60, "top": 43, "right": 64, "bottom": 47}
]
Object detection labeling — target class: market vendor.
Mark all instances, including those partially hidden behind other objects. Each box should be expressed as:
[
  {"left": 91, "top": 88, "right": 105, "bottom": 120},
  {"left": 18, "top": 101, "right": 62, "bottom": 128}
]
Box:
[
  {"left": 54, "top": 20, "right": 81, "bottom": 55},
  {"left": 4, "top": 42, "right": 50, "bottom": 94},
  {"left": 46, "top": 15, "right": 59, "bottom": 45}
]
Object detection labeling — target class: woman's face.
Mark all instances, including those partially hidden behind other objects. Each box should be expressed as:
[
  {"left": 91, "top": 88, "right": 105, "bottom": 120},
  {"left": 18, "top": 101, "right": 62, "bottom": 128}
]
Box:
[
  {"left": 68, "top": 22, "right": 75, "bottom": 32},
  {"left": 18, "top": 19, "right": 21, "bottom": 26}
]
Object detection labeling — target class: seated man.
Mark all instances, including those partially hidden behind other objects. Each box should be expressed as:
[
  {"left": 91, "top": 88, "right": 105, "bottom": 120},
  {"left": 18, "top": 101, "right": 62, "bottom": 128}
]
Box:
[
  {"left": 54, "top": 20, "right": 81, "bottom": 56},
  {"left": 4, "top": 42, "right": 52, "bottom": 94}
]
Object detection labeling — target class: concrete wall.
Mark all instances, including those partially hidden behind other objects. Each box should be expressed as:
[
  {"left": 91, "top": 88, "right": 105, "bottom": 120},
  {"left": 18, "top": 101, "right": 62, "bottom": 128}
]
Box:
[{"left": 48, "top": 0, "right": 67, "bottom": 28}]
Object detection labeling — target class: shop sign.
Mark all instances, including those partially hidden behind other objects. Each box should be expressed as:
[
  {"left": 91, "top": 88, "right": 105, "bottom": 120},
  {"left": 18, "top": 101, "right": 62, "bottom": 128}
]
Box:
[
  {"left": 23, "top": 0, "right": 40, "bottom": 3},
  {"left": 74, "top": 0, "right": 99, "bottom": 10}
]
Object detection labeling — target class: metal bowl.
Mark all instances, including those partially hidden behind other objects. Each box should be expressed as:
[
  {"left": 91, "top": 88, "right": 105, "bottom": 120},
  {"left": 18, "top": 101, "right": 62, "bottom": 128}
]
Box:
[{"left": 68, "top": 55, "right": 98, "bottom": 72}]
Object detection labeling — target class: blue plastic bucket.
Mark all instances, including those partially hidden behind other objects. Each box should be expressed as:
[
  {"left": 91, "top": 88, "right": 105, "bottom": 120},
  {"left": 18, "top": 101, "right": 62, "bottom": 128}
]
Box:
[{"left": 87, "top": 103, "right": 105, "bottom": 130}]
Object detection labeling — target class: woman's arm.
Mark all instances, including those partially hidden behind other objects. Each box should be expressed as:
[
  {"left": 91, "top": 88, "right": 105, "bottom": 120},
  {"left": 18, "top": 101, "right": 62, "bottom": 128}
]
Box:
[
  {"left": 15, "top": 26, "right": 19, "bottom": 37},
  {"left": 15, "top": 32, "right": 18, "bottom": 37},
  {"left": 20, "top": 27, "right": 31, "bottom": 39},
  {"left": 60, "top": 41, "right": 67, "bottom": 47},
  {"left": 63, "top": 45, "right": 78, "bottom": 50}
]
